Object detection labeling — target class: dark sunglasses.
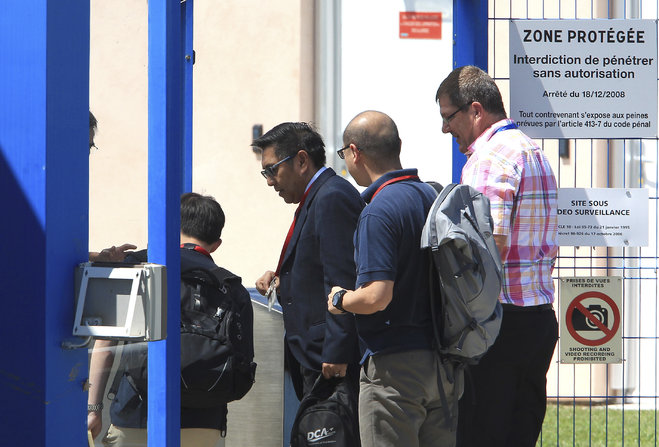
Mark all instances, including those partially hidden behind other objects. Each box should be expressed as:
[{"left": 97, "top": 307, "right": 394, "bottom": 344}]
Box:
[{"left": 261, "top": 154, "right": 294, "bottom": 179}]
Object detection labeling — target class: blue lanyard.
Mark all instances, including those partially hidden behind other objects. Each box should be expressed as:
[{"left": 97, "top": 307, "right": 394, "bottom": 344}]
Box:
[{"left": 490, "top": 122, "right": 518, "bottom": 138}]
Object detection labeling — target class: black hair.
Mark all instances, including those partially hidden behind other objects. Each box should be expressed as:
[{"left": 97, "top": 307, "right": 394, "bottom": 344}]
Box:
[
  {"left": 251, "top": 122, "right": 326, "bottom": 167},
  {"left": 180, "top": 192, "right": 225, "bottom": 245},
  {"left": 89, "top": 111, "right": 97, "bottom": 132}
]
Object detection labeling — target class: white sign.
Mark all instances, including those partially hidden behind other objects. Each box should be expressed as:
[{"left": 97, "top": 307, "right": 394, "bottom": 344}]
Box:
[
  {"left": 510, "top": 20, "right": 658, "bottom": 138},
  {"left": 557, "top": 188, "right": 648, "bottom": 247},
  {"left": 560, "top": 276, "right": 622, "bottom": 364}
]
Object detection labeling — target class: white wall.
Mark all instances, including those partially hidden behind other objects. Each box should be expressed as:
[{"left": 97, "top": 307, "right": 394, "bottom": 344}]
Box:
[{"left": 340, "top": 0, "right": 454, "bottom": 186}]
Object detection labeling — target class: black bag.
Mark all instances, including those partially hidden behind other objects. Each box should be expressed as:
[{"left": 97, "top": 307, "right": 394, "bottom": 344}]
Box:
[
  {"left": 109, "top": 262, "right": 257, "bottom": 409},
  {"left": 179, "top": 266, "right": 257, "bottom": 407},
  {"left": 290, "top": 376, "right": 360, "bottom": 447}
]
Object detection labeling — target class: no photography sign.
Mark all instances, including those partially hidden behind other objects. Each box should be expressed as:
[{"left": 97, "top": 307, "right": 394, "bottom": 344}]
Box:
[{"left": 560, "top": 276, "right": 622, "bottom": 364}]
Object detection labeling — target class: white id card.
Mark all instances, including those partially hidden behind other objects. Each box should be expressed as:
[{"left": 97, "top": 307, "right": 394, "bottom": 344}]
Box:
[{"left": 265, "top": 278, "right": 277, "bottom": 312}]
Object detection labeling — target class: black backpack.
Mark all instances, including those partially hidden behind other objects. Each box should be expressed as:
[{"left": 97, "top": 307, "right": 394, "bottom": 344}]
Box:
[
  {"left": 290, "top": 376, "right": 360, "bottom": 447},
  {"left": 179, "top": 265, "right": 256, "bottom": 407},
  {"left": 111, "top": 259, "right": 256, "bottom": 409}
]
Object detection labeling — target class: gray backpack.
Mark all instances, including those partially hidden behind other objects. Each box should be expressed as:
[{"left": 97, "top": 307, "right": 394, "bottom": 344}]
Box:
[{"left": 421, "top": 183, "right": 503, "bottom": 364}]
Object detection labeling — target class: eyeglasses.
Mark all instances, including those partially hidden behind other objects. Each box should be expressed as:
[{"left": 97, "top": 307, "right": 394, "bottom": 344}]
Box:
[
  {"left": 337, "top": 144, "right": 359, "bottom": 160},
  {"left": 442, "top": 101, "right": 473, "bottom": 126},
  {"left": 337, "top": 145, "right": 350, "bottom": 160},
  {"left": 261, "top": 154, "right": 294, "bottom": 179}
]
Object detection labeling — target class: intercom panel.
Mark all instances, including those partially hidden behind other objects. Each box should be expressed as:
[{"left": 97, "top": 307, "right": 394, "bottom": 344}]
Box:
[{"left": 73, "top": 262, "right": 167, "bottom": 341}]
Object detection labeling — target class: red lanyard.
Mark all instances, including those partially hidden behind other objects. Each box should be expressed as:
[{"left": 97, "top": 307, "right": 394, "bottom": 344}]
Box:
[
  {"left": 371, "top": 175, "right": 419, "bottom": 201},
  {"left": 180, "top": 243, "right": 212, "bottom": 259},
  {"left": 275, "top": 187, "right": 312, "bottom": 276}
]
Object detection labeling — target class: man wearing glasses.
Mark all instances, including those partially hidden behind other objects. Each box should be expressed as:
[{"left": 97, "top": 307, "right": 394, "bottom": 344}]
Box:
[
  {"left": 328, "top": 110, "right": 456, "bottom": 447},
  {"left": 436, "top": 66, "right": 558, "bottom": 447},
  {"left": 253, "top": 122, "right": 363, "bottom": 406}
]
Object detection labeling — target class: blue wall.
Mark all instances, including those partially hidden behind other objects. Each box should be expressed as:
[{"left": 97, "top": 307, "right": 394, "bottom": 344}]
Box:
[
  {"left": 0, "top": 1, "right": 89, "bottom": 445},
  {"left": 451, "top": 0, "right": 488, "bottom": 182}
]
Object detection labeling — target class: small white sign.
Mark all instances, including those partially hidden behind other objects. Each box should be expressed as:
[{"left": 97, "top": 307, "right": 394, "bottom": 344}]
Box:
[
  {"left": 560, "top": 277, "right": 622, "bottom": 364},
  {"left": 510, "top": 19, "right": 658, "bottom": 138},
  {"left": 557, "top": 188, "right": 648, "bottom": 247}
]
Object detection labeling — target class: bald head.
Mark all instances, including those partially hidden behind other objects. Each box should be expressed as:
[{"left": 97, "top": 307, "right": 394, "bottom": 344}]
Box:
[{"left": 343, "top": 110, "right": 401, "bottom": 171}]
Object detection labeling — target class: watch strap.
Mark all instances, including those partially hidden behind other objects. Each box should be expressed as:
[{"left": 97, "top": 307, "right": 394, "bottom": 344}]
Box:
[{"left": 88, "top": 402, "right": 104, "bottom": 412}]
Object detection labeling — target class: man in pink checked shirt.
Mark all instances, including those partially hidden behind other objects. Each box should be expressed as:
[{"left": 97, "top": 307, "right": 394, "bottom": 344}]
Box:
[{"left": 436, "top": 66, "right": 559, "bottom": 447}]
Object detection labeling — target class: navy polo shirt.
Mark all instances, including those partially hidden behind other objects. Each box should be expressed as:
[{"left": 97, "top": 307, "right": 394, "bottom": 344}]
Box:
[{"left": 354, "top": 168, "right": 437, "bottom": 357}]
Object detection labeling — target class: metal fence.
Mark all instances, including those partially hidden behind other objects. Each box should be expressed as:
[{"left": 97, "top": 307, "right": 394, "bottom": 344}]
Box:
[{"left": 489, "top": 0, "right": 659, "bottom": 445}]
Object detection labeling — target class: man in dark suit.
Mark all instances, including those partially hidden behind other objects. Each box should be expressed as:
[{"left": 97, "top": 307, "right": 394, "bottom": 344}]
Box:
[{"left": 253, "top": 122, "right": 363, "bottom": 400}]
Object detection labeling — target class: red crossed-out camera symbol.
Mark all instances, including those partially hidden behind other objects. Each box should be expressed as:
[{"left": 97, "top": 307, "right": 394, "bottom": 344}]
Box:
[{"left": 566, "top": 291, "right": 620, "bottom": 346}]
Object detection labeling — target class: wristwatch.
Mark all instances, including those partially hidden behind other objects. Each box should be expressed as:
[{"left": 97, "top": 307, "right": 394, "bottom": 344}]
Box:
[
  {"left": 88, "top": 402, "right": 103, "bottom": 412},
  {"left": 332, "top": 289, "right": 348, "bottom": 314}
]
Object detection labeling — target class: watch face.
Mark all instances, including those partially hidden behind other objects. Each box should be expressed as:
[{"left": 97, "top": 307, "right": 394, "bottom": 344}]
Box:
[{"left": 333, "top": 290, "right": 345, "bottom": 308}]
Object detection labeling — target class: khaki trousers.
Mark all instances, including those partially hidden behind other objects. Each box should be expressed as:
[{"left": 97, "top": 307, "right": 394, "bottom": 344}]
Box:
[{"left": 359, "top": 349, "right": 461, "bottom": 447}]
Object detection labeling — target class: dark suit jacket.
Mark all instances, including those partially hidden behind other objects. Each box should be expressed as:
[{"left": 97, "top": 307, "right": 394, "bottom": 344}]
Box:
[{"left": 278, "top": 167, "right": 364, "bottom": 372}]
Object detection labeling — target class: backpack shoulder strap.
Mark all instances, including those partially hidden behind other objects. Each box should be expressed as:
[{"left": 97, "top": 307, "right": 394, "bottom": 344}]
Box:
[
  {"left": 426, "top": 181, "right": 444, "bottom": 195},
  {"left": 456, "top": 186, "right": 503, "bottom": 274},
  {"left": 107, "top": 344, "right": 124, "bottom": 400},
  {"left": 437, "top": 182, "right": 458, "bottom": 205},
  {"left": 425, "top": 183, "right": 459, "bottom": 246}
]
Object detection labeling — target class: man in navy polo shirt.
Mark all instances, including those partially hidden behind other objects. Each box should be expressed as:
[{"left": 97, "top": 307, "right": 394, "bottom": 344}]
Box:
[{"left": 328, "top": 110, "right": 460, "bottom": 447}]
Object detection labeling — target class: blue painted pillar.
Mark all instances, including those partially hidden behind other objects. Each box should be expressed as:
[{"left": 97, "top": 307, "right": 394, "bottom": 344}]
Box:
[
  {"left": 0, "top": 1, "right": 89, "bottom": 446},
  {"left": 147, "top": 1, "right": 184, "bottom": 446},
  {"left": 451, "top": 0, "right": 488, "bottom": 182},
  {"left": 182, "top": 0, "right": 194, "bottom": 193}
]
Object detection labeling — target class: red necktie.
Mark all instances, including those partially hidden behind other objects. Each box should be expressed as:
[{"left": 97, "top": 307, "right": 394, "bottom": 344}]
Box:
[{"left": 275, "top": 187, "right": 312, "bottom": 276}]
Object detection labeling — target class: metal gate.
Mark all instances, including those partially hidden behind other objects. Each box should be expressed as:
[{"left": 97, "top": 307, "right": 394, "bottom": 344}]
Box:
[{"left": 489, "top": 1, "right": 659, "bottom": 445}]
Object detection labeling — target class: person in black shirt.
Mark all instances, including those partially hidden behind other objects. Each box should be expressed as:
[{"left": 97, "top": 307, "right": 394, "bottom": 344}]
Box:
[{"left": 88, "top": 193, "right": 253, "bottom": 447}]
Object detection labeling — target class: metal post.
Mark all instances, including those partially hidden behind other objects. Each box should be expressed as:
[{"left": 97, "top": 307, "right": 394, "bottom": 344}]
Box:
[
  {"left": 147, "top": 1, "right": 184, "bottom": 446},
  {"left": 0, "top": 1, "right": 89, "bottom": 445},
  {"left": 451, "top": 0, "right": 488, "bottom": 182}
]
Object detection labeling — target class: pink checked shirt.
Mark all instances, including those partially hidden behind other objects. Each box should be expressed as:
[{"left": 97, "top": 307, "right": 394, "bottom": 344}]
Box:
[{"left": 461, "top": 119, "right": 558, "bottom": 306}]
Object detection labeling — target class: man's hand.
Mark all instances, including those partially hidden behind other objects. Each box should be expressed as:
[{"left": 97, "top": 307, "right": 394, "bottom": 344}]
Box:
[
  {"left": 322, "top": 362, "right": 348, "bottom": 379},
  {"left": 255, "top": 270, "right": 278, "bottom": 295},
  {"left": 89, "top": 243, "right": 137, "bottom": 262},
  {"left": 87, "top": 411, "right": 103, "bottom": 440},
  {"left": 327, "top": 286, "right": 345, "bottom": 315}
]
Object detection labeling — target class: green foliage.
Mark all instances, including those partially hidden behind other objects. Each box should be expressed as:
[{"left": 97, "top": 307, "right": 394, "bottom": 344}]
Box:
[{"left": 537, "top": 403, "right": 657, "bottom": 446}]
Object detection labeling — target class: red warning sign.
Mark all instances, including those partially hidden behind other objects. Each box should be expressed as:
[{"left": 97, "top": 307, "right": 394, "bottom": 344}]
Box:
[
  {"left": 565, "top": 291, "right": 620, "bottom": 346},
  {"left": 399, "top": 12, "right": 442, "bottom": 39}
]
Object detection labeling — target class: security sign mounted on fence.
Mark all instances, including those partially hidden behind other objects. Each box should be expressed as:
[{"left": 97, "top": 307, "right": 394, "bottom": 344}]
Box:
[{"left": 560, "top": 277, "right": 622, "bottom": 364}]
